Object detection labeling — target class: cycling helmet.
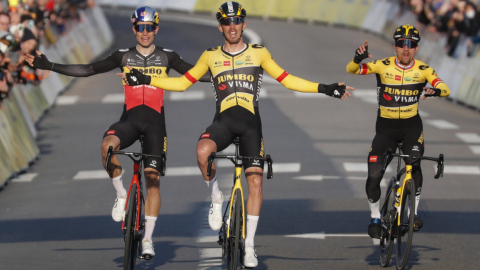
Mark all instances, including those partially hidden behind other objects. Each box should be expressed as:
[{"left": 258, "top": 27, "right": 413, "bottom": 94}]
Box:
[
  {"left": 131, "top": 6, "right": 159, "bottom": 26},
  {"left": 393, "top": 24, "right": 421, "bottom": 43},
  {"left": 216, "top": 1, "right": 246, "bottom": 23}
]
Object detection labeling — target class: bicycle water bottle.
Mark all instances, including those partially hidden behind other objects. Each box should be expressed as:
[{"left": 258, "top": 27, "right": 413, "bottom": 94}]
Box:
[{"left": 394, "top": 186, "right": 402, "bottom": 208}]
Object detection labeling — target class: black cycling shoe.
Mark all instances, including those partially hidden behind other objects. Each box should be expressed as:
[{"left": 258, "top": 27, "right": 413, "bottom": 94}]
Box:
[
  {"left": 368, "top": 218, "right": 382, "bottom": 239},
  {"left": 413, "top": 215, "right": 423, "bottom": 232}
]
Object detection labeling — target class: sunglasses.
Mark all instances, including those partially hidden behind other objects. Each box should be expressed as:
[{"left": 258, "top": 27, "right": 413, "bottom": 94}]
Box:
[
  {"left": 220, "top": 17, "right": 244, "bottom": 26},
  {"left": 135, "top": 24, "right": 156, "bottom": 33},
  {"left": 395, "top": 39, "right": 417, "bottom": 49}
]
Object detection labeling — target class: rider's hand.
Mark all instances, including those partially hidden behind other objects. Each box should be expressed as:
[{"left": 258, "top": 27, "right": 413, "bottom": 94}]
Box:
[
  {"left": 422, "top": 87, "right": 441, "bottom": 100},
  {"left": 354, "top": 40, "right": 372, "bottom": 64},
  {"left": 123, "top": 66, "right": 151, "bottom": 86},
  {"left": 320, "top": 82, "right": 354, "bottom": 100},
  {"left": 26, "top": 50, "right": 54, "bottom": 70}
]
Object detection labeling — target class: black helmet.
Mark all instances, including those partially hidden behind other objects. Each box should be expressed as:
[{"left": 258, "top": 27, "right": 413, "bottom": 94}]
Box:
[
  {"left": 393, "top": 24, "right": 421, "bottom": 43},
  {"left": 131, "top": 6, "right": 159, "bottom": 26},
  {"left": 216, "top": 1, "right": 246, "bottom": 23}
]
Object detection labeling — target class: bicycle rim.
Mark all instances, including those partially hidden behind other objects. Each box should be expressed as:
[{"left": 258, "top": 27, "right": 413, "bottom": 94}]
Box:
[
  {"left": 124, "top": 185, "right": 138, "bottom": 270},
  {"left": 396, "top": 179, "right": 415, "bottom": 270},
  {"left": 380, "top": 179, "right": 395, "bottom": 267},
  {"left": 228, "top": 189, "right": 242, "bottom": 270}
]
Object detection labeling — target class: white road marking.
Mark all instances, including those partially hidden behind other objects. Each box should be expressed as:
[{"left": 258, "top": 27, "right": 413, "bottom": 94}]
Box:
[
  {"left": 101, "top": 94, "right": 124, "bottom": 103},
  {"left": 259, "top": 87, "right": 268, "bottom": 98},
  {"left": 73, "top": 170, "right": 109, "bottom": 180},
  {"left": 293, "top": 175, "right": 339, "bottom": 181},
  {"left": 456, "top": 133, "right": 480, "bottom": 143},
  {"left": 442, "top": 165, "right": 480, "bottom": 175},
  {"left": 169, "top": 90, "right": 205, "bottom": 101},
  {"left": 294, "top": 91, "right": 328, "bottom": 98},
  {"left": 352, "top": 89, "right": 376, "bottom": 98},
  {"left": 425, "top": 119, "right": 459, "bottom": 130},
  {"left": 56, "top": 95, "right": 79, "bottom": 105},
  {"left": 272, "top": 163, "right": 301, "bottom": 173},
  {"left": 468, "top": 145, "right": 480, "bottom": 155},
  {"left": 343, "top": 162, "right": 392, "bottom": 173},
  {"left": 418, "top": 110, "right": 430, "bottom": 117},
  {"left": 11, "top": 173, "right": 38, "bottom": 182},
  {"left": 285, "top": 232, "right": 369, "bottom": 239},
  {"left": 198, "top": 248, "right": 222, "bottom": 270},
  {"left": 167, "top": 166, "right": 202, "bottom": 176}
]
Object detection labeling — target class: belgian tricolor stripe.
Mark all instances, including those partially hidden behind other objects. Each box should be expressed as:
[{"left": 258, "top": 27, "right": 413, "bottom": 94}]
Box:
[
  {"left": 185, "top": 72, "right": 197, "bottom": 84},
  {"left": 360, "top": 63, "right": 368, "bottom": 75},
  {"left": 276, "top": 71, "right": 289, "bottom": 82},
  {"left": 432, "top": 78, "right": 443, "bottom": 87}
]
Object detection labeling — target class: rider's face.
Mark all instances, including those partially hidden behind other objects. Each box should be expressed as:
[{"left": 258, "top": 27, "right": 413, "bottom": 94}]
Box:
[
  {"left": 133, "top": 22, "right": 158, "bottom": 48},
  {"left": 394, "top": 39, "right": 418, "bottom": 65},
  {"left": 218, "top": 17, "right": 246, "bottom": 45}
]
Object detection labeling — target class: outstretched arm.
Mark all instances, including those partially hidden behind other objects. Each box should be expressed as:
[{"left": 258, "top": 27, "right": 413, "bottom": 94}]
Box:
[
  {"left": 165, "top": 49, "right": 211, "bottom": 82},
  {"left": 422, "top": 67, "right": 450, "bottom": 100},
  {"left": 260, "top": 46, "right": 354, "bottom": 99},
  {"left": 26, "top": 50, "right": 120, "bottom": 77}
]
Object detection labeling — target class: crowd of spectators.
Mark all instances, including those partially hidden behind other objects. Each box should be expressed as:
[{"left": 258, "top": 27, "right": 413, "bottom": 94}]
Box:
[
  {"left": 0, "top": 0, "right": 95, "bottom": 103},
  {"left": 406, "top": 0, "right": 480, "bottom": 57}
]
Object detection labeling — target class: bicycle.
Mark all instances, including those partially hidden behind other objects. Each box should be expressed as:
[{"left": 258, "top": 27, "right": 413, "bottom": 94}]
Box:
[
  {"left": 105, "top": 135, "right": 166, "bottom": 270},
  {"left": 378, "top": 142, "right": 444, "bottom": 270},
  {"left": 206, "top": 137, "right": 273, "bottom": 270}
]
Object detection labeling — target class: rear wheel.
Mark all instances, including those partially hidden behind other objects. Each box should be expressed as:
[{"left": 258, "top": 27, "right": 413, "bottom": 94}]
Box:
[
  {"left": 380, "top": 178, "right": 395, "bottom": 267},
  {"left": 227, "top": 189, "right": 242, "bottom": 270},
  {"left": 396, "top": 179, "right": 415, "bottom": 270},
  {"left": 124, "top": 185, "right": 138, "bottom": 270}
]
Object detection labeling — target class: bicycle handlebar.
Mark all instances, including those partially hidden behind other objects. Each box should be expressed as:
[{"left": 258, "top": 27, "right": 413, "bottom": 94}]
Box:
[
  {"left": 206, "top": 152, "right": 274, "bottom": 179},
  {"left": 105, "top": 146, "right": 167, "bottom": 176},
  {"left": 382, "top": 149, "right": 444, "bottom": 179}
]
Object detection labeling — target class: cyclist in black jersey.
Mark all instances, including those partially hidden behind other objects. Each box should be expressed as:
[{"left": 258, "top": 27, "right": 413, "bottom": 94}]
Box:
[
  {"left": 346, "top": 25, "right": 450, "bottom": 239},
  {"left": 26, "top": 6, "right": 209, "bottom": 258},
  {"left": 120, "top": 2, "right": 354, "bottom": 267}
]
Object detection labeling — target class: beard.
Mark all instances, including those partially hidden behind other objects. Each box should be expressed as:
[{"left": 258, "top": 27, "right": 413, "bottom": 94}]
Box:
[{"left": 223, "top": 30, "right": 243, "bottom": 45}]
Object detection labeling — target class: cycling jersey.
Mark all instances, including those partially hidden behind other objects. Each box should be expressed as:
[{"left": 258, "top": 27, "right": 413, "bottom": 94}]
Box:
[{"left": 346, "top": 56, "right": 450, "bottom": 120}]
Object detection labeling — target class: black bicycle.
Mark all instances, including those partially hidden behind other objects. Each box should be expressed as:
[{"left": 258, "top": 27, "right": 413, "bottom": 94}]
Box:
[
  {"left": 379, "top": 143, "right": 444, "bottom": 270},
  {"left": 105, "top": 135, "right": 166, "bottom": 270},
  {"left": 206, "top": 138, "right": 273, "bottom": 269}
]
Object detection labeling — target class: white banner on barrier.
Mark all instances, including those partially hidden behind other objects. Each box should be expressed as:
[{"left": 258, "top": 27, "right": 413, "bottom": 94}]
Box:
[{"left": 96, "top": 0, "right": 198, "bottom": 12}]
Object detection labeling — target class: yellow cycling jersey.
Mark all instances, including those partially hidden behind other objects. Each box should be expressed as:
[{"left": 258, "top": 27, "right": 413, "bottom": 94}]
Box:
[
  {"left": 346, "top": 56, "right": 450, "bottom": 119},
  {"left": 150, "top": 44, "right": 320, "bottom": 115}
]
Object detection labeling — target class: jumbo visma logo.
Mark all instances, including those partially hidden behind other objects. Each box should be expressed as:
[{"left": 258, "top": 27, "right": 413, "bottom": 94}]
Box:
[{"left": 217, "top": 74, "right": 255, "bottom": 91}]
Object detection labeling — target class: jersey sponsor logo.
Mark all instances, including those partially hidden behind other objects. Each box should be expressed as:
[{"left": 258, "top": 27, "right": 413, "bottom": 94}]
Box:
[
  {"left": 252, "top": 44, "right": 264, "bottom": 49},
  {"left": 382, "top": 58, "right": 390, "bottom": 65},
  {"left": 405, "top": 77, "right": 412, "bottom": 81},
  {"left": 383, "top": 93, "right": 392, "bottom": 101},
  {"left": 419, "top": 65, "right": 429, "bottom": 70},
  {"left": 252, "top": 159, "right": 260, "bottom": 166},
  {"left": 418, "top": 132, "right": 424, "bottom": 144},
  {"left": 260, "top": 139, "right": 264, "bottom": 157},
  {"left": 412, "top": 145, "right": 420, "bottom": 151},
  {"left": 217, "top": 74, "right": 255, "bottom": 83},
  {"left": 107, "top": 130, "right": 115, "bottom": 135},
  {"left": 228, "top": 81, "right": 254, "bottom": 91},
  {"left": 235, "top": 60, "right": 244, "bottom": 65},
  {"left": 132, "top": 67, "right": 164, "bottom": 75},
  {"left": 395, "top": 96, "right": 418, "bottom": 102},
  {"left": 219, "top": 84, "right": 227, "bottom": 90},
  {"left": 224, "top": 61, "right": 231, "bottom": 66},
  {"left": 256, "top": 73, "right": 263, "bottom": 101},
  {"left": 150, "top": 160, "right": 157, "bottom": 168},
  {"left": 163, "top": 137, "right": 167, "bottom": 153},
  {"left": 387, "top": 108, "right": 413, "bottom": 113},
  {"left": 384, "top": 87, "right": 419, "bottom": 96},
  {"left": 119, "top": 48, "right": 129, "bottom": 52},
  {"left": 201, "top": 133, "right": 210, "bottom": 138},
  {"left": 395, "top": 75, "right": 401, "bottom": 81},
  {"left": 369, "top": 156, "right": 378, "bottom": 162}
]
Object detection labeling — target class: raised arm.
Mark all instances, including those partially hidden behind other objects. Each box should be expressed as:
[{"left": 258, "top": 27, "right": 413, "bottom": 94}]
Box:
[
  {"left": 258, "top": 46, "right": 353, "bottom": 99},
  {"left": 26, "top": 50, "right": 121, "bottom": 77},
  {"left": 346, "top": 40, "right": 378, "bottom": 75}
]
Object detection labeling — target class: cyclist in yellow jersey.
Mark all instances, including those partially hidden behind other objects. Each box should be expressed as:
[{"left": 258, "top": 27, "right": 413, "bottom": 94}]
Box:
[
  {"left": 346, "top": 25, "right": 450, "bottom": 239},
  {"left": 120, "top": 2, "right": 354, "bottom": 266}
]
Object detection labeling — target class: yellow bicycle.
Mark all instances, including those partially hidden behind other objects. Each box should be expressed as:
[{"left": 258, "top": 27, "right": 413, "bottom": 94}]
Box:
[
  {"left": 206, "top": 137, "right": 273, "bottom": 270},
  {"left": 379, "top": 144, "right": 444, "bottom": 270}
]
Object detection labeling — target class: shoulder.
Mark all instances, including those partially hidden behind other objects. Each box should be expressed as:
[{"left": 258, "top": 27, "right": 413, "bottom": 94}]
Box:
[
  {"left": 205, "top": 46, "right": 221, "bottom": 52},
  {"left": 414, "top": 59, "right": 434, "bottom": 72}
]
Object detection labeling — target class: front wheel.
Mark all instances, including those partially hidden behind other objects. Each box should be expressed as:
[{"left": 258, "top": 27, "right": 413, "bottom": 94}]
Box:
[
  {"left": 396, "top": 179, "right": 415, "bottom": 270},
  {"left": 124, "top": 185, "right": 139, "bottom": 270},
  {"left": 227, "top": 189, "right": 242, "bottom": 270},
  {"left": 379, "top": 178, "right": 395, "bottom": 267}
]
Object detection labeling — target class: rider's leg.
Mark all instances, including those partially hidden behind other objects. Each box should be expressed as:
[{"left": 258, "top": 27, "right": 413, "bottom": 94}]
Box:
[
  {"left": 402, "top": 129, "right": 424, "bottom": 216},
  {"left": 245, "top": 167, "right": 263, "bottom": 248},
  {"left": 143, "top": 168, "right": 161, "bottom": 242},
  {"left": 197, "top": 139, "right": 222, "bottom": 202},
  {"left": 101, "top": 135, "right": 127, "bottom": 198}
]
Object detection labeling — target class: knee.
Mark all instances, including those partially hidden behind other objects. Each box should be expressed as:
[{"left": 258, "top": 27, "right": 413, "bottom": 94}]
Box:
[
  {"left": 101, "top": 139, "right": 120, "bottom": 158},
  {"left": 145, "top": 170, "right": 160, "bottom": 189},
  {"left": 248, "top": 176, "right": 263, "bottom": 196},
  {"left": 196, "top": 142, "right": 215, "bottom": 164}
]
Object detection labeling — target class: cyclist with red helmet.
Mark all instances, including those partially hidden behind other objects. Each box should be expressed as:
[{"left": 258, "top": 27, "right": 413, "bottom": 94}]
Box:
[
  {"left": 26, "top": 6, "right": 209, "bottom": 259},
  {"left": 120, "top": 2, "right": 354, "bottom": 267},
  {"left": 346, "top": 25, "right": 450, "bottom": 239}
]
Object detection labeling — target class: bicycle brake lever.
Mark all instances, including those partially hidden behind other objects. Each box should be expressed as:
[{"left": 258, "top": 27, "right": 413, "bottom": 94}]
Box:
[
  {"left": 207, "top": 152, "right": 216, "bottom": 177},
  {"left": 434, "top": 154, "right": 444, "bottom": 179},
  {"left": 105, "top": 146, "right": 113, "bottom": 173},
  {"left": 266, "top": 155, "right": 273, "bottom": 179},
  {"left": 381, "top": 149, "right": 392, "bottom": 173},
  {"left": 160, "top": 151, "right": 166, "bottom": 177}
]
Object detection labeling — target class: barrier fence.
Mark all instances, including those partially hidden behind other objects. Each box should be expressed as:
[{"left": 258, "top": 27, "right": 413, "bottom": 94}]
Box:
[{"left": 0, "top": 6, "right": 114, "bottom": 188}]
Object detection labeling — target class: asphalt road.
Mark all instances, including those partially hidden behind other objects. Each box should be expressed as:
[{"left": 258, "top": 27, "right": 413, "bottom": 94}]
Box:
[{"left": 0, "top": 7, "right": 479, "bottom": 270}]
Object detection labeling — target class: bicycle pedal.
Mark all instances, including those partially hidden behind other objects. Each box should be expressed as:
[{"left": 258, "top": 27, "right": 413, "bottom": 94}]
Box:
[{"left": 143, "top": 254, "right": 153, "bottom": 261}]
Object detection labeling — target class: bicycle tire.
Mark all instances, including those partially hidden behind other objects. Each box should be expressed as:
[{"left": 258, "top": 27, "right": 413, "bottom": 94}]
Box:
[
  {"left": 124, "top": 185, "right": 138, "bottom": 270},
  {"left": 227, "top": 189, "right": 242, "bottom": 270},
  {"left": 396, "top": 179, "right": 415, "bottom": 270},
  {"left": 380, "top": 178, "right": 395, "bottom": 267}
]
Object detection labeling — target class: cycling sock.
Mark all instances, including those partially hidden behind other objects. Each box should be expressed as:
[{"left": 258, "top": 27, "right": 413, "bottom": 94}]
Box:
[
  {"left": 368, "top": 199, "right": 381, "bottom": 219},
  {"left": 143, "top": 216, "right": 157, "bottom": 242},
  {"left": 245, "top": 215, "right": 259, "bottom": 247},
  {"left": 205, "top": 177, "right": 222, "bottom": 203},
  {"left": 112, "top": 170, "right": 127, "bottom": 198}
]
